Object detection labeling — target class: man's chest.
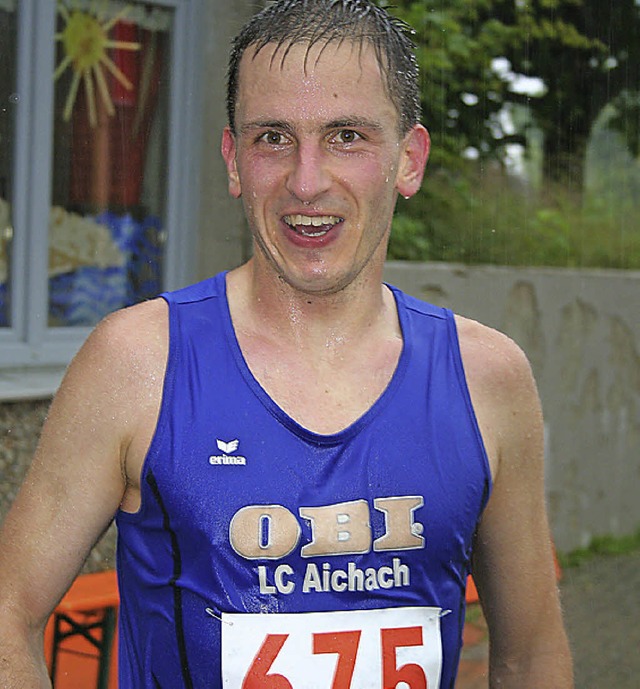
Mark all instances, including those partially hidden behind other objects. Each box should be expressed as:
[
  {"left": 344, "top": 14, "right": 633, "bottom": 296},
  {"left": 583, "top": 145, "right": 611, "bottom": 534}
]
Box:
[{"left": 237, "top": 337, "right": 403, "bottom": 435}]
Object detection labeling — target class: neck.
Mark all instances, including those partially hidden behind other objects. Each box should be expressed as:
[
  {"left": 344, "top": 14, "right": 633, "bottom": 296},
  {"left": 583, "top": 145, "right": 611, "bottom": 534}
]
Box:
[{"left": 227, "top": 258, "right": 397, "bottom": 356}]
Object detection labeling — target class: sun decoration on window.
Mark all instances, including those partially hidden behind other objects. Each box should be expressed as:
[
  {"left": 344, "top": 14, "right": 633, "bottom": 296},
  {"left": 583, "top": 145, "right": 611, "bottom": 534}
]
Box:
[{"left": 54, "top": 1, "right": 141, "bottom": 127}]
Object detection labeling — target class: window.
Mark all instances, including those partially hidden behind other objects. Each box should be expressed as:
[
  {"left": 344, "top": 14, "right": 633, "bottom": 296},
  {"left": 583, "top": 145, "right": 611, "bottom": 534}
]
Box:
[
  {"left": 0, "top": 1, "right": 17, "bottom": 330},
  {"left": 0, "top": 0, "right": 202, "bottom": 369}
]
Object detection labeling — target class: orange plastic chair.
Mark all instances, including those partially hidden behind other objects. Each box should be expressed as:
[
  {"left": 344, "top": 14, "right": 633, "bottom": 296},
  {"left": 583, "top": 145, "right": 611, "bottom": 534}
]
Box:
[{"left": 45, "top": 570, "right": 119, "bottom": 689}]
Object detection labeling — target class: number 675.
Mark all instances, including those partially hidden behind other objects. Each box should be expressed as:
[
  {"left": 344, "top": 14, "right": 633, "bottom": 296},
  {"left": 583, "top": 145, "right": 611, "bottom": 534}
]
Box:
[{"left": 242, "top": 626, "right": 428, "bottom": 689}]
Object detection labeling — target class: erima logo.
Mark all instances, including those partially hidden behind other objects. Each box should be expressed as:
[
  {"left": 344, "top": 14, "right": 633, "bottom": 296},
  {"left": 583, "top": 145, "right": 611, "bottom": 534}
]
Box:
[
  {"left": 217, "top": 439, "right": 239, "bottom": 454},
  {"left": 209, "top": 439, "right": 247, "bottom": 466}
]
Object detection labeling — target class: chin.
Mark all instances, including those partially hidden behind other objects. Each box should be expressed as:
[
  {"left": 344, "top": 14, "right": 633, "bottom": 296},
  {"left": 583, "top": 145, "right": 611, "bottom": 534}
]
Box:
[{"left": 279, "top": 265, "right": 363, "bottom": 297}]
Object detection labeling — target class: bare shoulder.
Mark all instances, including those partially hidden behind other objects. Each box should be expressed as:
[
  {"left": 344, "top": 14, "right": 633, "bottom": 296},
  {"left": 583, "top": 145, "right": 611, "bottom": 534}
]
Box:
[
  {"left": 453, "top": 314, "right": 542, "bottom": 478},
  {"left": 0, "top": 299, "right": 170, "bottom": 632},
  {"left": 67, "top": 298, "right": 168, "bottom": 389},
  {"left": 51, "top": 298, "right": 169, "bottom": 460},
  {"left": 35, "top": 298, "right": 170, "bottom": 509},
  {"left": 458, "top": 315, "right": 573, "bottom": 684},
  {"left": 83, "top": 297, "right": 167, "bottom": 357},
  {"left": 454, "top": 314, "right": 536, "bottom": 391},
  {"left": 72, "top": 297, "right": 168, "bottom": 419}
]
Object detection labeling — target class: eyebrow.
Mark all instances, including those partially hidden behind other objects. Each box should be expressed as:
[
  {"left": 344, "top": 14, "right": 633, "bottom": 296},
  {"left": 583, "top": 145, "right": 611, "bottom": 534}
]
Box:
[
  {"left": 325, "top": 117, "right": 386, "bottom": 133},
  {"left": 239, "top": 116, "right": 386, "bottom": 136},
  {"left": 239, "top": 119, "right": 293, "bottom": 136}
]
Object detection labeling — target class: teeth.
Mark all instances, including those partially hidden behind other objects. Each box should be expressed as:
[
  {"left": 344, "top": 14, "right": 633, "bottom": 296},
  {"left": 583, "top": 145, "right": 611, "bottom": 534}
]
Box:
[
  {"left": 300, "top": 228, "right": 328, "bottom": 237},
  {"left": 284, "top": 214, "right": 342, "bottom": 228}
]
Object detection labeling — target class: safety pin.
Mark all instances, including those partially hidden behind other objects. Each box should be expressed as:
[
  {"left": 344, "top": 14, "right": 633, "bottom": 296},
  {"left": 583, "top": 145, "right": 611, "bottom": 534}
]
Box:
[{"left": 205, "top": 607, "right": 234, "bottom": 626}]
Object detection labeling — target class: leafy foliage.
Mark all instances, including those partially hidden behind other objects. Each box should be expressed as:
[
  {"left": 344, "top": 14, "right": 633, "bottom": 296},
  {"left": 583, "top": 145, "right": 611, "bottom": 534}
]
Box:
[
  {"left": 389, "top": 165, "right": 640, "bottom": 269},
  {"left": 384, "top": 0, "right": 640, "bottom": 182},
  {"left": 378, "top": 0, "right": 640, "bottom": 268}
]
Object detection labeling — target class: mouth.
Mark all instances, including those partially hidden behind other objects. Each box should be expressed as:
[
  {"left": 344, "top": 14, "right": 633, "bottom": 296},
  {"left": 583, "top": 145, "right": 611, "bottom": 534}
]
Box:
[{"left": 282, "top": 214, "right": 343, "bottom": 238}]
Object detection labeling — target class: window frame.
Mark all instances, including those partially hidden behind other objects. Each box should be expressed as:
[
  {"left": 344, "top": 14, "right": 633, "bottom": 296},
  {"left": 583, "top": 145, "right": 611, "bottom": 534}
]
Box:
[{"left": 0, "top": 0, "right": 203, "bottom": 370}]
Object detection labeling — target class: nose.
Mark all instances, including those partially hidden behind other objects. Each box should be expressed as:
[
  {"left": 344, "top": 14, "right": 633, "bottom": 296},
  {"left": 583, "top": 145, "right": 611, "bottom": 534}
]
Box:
[{"left": 285, "top": 141, "right": 332, "bottom": 203}]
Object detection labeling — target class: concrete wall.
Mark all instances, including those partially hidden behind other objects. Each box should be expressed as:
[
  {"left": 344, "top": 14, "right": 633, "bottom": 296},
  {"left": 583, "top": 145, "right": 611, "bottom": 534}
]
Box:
[{"left": 384, "top": 261, "right": 640, "bottom": 552}]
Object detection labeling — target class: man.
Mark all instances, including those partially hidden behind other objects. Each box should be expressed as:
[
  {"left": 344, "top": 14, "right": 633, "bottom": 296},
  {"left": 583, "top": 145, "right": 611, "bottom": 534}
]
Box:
[{"left": 0, "top": 0, "right": 573, "bottom": 686}]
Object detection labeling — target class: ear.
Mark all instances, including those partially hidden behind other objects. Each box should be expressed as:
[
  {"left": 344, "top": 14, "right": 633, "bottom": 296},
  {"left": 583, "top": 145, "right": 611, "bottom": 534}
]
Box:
[
  {"left": 395, "top": 124, "right": 430, "bottom": 199},
  {"left": 221, "top": 126, "right": 242, "bottom": 198}
]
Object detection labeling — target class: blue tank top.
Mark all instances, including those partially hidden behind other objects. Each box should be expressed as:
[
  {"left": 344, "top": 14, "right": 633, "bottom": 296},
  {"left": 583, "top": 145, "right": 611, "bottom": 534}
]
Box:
[{"left": 115, "top": 272, "right": 491, "bottom": 689}]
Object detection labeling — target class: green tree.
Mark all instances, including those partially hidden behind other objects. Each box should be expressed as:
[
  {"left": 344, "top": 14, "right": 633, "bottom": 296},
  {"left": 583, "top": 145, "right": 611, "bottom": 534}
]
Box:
[
  {"left": 498, "top": 0, "right": 640, "bottom": 188},
  {"left": 386, "top": 0, "right": 521, "bottom": 171},
  {"left": 385, "top": 0, "right": 640, "bottom": 190},
  {"left": 381, "top": 0, "right": 640, "bottom": 266}
]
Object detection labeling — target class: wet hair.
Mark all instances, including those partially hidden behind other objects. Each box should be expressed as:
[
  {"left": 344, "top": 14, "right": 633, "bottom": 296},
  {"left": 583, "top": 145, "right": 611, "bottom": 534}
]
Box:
[{"left": 226, "top": 0, "right": 421, "bottom": 135}]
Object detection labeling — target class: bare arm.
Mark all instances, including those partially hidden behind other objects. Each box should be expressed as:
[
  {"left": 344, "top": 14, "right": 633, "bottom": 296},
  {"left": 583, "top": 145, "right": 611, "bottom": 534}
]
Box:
[
  {"left": 458, "top": 317, "right": 573, "bottom": 688},
  {"left": 0, "top": 301, "right": 166, "bottom": 686}
]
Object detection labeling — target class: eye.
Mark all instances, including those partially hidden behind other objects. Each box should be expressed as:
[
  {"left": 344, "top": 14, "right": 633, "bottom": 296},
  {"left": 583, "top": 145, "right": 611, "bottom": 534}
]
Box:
[
  {"left": 259, "top": 130, "right": 287, "bottom": 146},
  {"left": 334, "top": 129, "right": 361, "bottom": 144}
]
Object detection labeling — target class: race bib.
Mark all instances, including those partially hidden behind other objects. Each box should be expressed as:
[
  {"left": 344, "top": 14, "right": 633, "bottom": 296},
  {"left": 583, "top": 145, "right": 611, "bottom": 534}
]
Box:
[{"left": 221, "top": 606, "right": 443, "bottom": 688}]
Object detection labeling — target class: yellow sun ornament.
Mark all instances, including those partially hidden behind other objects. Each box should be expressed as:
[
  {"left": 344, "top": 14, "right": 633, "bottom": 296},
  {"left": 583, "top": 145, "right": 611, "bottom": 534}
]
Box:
[{"left": 54, "top": 2, "right": 141, "bottom": 127}]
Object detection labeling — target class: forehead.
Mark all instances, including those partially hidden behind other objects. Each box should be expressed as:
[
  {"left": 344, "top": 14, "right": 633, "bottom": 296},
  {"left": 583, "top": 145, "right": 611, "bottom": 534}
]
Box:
[{"left": 235, "top": 40, "right": 398, "bottom": 127}]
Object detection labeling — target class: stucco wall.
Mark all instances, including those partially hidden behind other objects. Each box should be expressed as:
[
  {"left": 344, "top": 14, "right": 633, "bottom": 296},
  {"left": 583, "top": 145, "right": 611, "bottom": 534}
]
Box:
[
  {"left": 0, "top": 400, "right": 48, "bottom": 517},
  {"left": 384, "top": 261, "right": 640, "bottom": 552}
]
